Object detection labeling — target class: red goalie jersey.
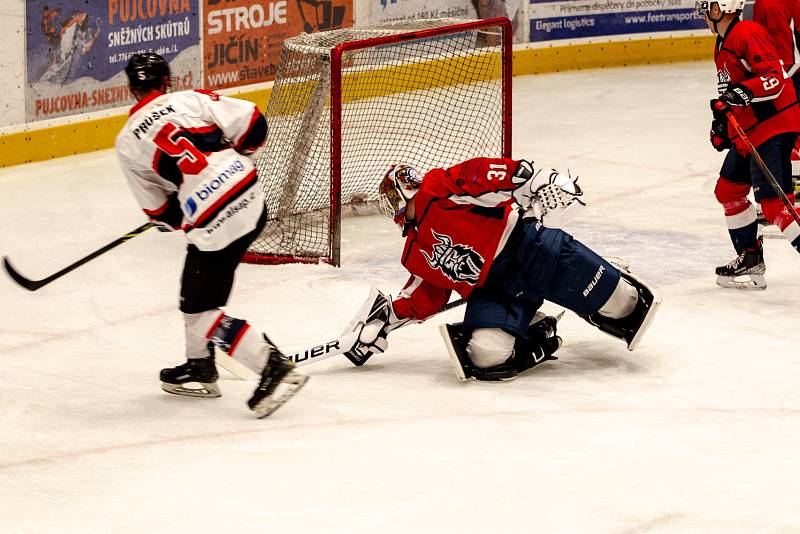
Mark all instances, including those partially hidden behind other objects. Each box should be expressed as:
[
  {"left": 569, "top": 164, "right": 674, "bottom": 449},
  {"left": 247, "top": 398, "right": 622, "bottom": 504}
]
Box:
[
  {"left": 715, "top": 19, "right": 800, "bottom": 152},
  {"left": 391, "top": 157, "right": 525, "bottom": 321}
]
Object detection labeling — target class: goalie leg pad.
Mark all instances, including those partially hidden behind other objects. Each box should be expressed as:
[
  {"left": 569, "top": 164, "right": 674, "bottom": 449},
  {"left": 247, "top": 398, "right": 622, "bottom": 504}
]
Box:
[
  {"left": 440, "top": 314, "right": 563, "bottom": 382},
  {"left": 439, "top": 323, "right": 518, "bottom": 382},
  {"left": 584, "top": 270, "right": 661, "bottom": 351},
  {"left": 467, "top": 328, "right": 516, "bottom": 369}
]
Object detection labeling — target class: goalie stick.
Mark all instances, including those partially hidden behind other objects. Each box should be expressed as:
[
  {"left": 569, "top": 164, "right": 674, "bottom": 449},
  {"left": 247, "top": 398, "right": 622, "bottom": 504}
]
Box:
[
  {"left": 287, "top": 297, "right": 466, "bottom": 367},
  {"left": 726, "top": 111, "right": 800, "bottom": 226},
  {"left": 3, "top": 222, "right": 155, "bottom": 291}
]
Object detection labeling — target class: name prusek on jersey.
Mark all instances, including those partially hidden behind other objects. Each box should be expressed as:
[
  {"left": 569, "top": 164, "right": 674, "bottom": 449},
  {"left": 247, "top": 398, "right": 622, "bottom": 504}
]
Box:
[
  {"left": 132, "top": 105, "right": 177, "bottom": 139},
  {"left": 184, "top": 159, "right": 247, "bottom": 216}
]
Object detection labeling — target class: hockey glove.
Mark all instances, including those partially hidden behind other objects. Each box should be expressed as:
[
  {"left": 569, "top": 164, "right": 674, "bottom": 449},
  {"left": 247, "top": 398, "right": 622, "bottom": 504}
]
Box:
[
  {"left": 710, "top": 119, "right": 731, "bottom": 152},
  {"left": 512, "top": 160, "right": 586, "bottom": 227},
  {"left": 148, "top": 194, "right": 183, "bottom": 231},
  {"left": 342, "top": 287, "right": 408, "bottom": 366},
  {"left": 712, "top": 85, "right": 753, "bottom": 115}
]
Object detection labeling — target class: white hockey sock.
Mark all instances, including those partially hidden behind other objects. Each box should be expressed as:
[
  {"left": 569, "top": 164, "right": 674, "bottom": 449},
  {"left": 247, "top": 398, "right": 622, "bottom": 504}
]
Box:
[
  {"left": 781, "top": 219, "right": 800, "bottom": 249},
  {"left": 598, "top": 277, "right": 638, "bottom": 319},
  {"left": 184, "top": 311, "right": 269, "bottom": 373}
]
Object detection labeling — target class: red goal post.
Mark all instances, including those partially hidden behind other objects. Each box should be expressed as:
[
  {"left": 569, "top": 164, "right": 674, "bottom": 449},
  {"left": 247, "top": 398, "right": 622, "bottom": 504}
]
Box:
[{"left": 245, "top": 17, "right": 513, "bottom": 266}]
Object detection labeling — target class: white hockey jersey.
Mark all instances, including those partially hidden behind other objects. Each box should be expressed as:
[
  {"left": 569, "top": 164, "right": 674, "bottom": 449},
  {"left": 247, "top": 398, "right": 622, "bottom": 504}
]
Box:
[{"left": 116, "top": 90, "right": 267, "bottom": 251}]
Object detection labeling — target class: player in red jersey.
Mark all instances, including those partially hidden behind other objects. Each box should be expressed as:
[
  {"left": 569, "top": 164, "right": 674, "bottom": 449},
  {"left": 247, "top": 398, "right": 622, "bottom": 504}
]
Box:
[
  {"left": 338, "top": 159, "right": 662, "bottom": 382},
  {"left": 698, "top": 0, "right": 800, "bottom": 289},
  {"left": 116, "top": 53, "right": 307, "bottom": 417},
  {"left": 753, "top": 0, "right": 800, "bottom": 208},
  {"left": 753, "top": 0, "right": 800, "bottom": 89}
]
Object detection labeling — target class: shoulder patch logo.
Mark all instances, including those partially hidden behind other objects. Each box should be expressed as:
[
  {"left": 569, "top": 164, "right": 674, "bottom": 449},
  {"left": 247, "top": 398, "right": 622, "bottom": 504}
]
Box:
[{"left": 422, "top": 230, "right": 484, "bottom": 284}]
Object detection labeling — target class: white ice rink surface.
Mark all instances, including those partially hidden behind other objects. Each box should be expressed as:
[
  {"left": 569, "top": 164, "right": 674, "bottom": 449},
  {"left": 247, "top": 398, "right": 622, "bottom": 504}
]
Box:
[{"left": 3, "top": 62, "right": 800, "bottom": 533}]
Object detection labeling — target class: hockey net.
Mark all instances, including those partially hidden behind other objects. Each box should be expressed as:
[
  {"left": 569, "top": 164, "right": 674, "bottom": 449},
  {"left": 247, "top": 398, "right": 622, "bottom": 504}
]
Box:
[{"left": 245, "top": 17, "right": 512, "bottom": 266}]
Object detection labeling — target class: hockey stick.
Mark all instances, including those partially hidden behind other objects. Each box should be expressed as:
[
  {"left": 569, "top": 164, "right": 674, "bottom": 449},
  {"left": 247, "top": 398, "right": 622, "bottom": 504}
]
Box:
[
  {"left": 3, "top": 222, "right": 155, "bottom": 291},
  {"left": 726, "top": 112, "right": 800, "bottom": 225},
  {"left": 287, "top": 297, "right": 467, "bottom": 367}
]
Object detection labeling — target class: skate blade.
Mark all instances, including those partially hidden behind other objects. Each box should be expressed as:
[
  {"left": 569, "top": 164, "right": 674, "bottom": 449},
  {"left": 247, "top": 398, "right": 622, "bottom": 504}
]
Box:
[
  {"left": 757, "top": 225, "right": 784, "bottom": 239},
  {"left": 161, "top": 381, "right": 221, "bottom": 398},
  {"left": 251, "top": 371, "right": 309, "bottom": 418},
  {"left": 716, "top": 274, "right": 767, "bottom": 290}
]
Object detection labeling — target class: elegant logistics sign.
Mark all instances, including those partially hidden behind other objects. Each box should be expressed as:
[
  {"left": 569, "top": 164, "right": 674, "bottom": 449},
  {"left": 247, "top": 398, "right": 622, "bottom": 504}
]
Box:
[
  {"left": 369, "top": 0, "right": 526, "bottom": 42},
  {"left": 25, "top": 0, "right": 201, "bottom": 121},
  {"left": 203, "top": 0, "right": 354, "bottom": 90},
  {"left": 529, "top": 0, "right": 706, "bottom": 42}
]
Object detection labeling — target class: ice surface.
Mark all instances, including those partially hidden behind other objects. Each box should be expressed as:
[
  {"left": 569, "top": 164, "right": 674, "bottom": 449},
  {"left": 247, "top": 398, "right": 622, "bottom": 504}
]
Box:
[{"left": 2, "top": 62, "right": 800, "bottom": 533}]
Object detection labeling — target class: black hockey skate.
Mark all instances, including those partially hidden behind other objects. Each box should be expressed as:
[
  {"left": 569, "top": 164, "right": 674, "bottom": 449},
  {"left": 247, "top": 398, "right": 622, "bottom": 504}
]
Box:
[
  {"left": 247, "top": 336, "right": 309, "bottom": 418},
  {"left": 715, "top": 239, "right": 766, "bottom": 290},
  {"left": 160, "top": 345, "right": 221, "bottom": 398}
]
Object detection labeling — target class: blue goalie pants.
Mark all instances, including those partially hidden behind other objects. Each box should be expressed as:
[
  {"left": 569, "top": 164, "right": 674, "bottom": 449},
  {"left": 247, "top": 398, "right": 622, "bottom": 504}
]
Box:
[{"left": 463, "top": 220, "right": 621, "bottom": 336}]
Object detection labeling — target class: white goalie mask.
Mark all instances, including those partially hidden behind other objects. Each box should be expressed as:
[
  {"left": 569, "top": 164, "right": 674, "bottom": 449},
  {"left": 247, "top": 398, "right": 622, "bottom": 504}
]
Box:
[{"left": 695, "top": 0, "right": 745, "bottom": 16}]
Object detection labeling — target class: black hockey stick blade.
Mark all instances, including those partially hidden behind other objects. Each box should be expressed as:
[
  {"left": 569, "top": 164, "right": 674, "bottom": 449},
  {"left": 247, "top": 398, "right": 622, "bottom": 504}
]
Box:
[
  {"left": 3, "top": 222, "right": 155, "bottom": 292},
  {"left": 3, "top": 256, "right": 49, "bottom": 291}
]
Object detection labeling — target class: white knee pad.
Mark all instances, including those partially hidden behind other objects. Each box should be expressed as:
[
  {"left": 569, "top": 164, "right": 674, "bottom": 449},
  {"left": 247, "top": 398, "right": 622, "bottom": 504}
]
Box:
[
  {"left": 598, "top": 276, "right": 638, "bottom": 319},
  {"left": 467, "top": 328, "right": 516, "bottom": 369}
]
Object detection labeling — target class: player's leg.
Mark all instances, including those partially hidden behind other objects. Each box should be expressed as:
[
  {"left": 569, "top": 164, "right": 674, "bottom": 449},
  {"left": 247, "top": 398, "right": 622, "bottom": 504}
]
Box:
[
  {"left": 166, "top": 214, "right": 265, "bottom": 397},
  {"left": 166, "top": 243, "right": 256, "bottom": 397},
  {"left": 170, "top": 211, "right": 308, "bottom": 415},
  {"left": 442, "top": 291, "right": 561, "bottom": 381},
  {"left": 713, "top": 147, "right": 766, "bottom": 289},
  {"left": 531, "top": 228, "right": 660, "bottom": 350},
  {"left": 753, "top": 133, "right": 800, "bottom": 252}
]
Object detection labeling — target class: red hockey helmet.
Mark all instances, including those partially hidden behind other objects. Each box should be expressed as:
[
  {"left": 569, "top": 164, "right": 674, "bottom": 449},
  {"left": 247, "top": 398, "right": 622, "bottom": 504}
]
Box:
[{"left": 378, "top": 163, "right": 423, "bottom": 228}]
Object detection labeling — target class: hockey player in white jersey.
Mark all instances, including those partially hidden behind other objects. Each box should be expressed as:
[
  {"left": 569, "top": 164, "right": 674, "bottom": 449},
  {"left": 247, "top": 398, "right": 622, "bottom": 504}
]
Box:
[{"left": 115, "top": 52, "right": 307, "bottom": 418}]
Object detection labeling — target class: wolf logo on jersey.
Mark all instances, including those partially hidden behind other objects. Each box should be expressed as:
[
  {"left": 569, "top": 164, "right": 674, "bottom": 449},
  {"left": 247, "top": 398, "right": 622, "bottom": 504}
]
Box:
[{"left": 422, "top": 230, "right": 484, "bottom": 284}]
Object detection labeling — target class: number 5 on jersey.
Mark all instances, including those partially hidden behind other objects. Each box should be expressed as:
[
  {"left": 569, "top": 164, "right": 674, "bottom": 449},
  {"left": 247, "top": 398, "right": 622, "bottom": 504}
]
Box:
[{"left": 154, "top": 123, "right": 209, "bottom": 175}]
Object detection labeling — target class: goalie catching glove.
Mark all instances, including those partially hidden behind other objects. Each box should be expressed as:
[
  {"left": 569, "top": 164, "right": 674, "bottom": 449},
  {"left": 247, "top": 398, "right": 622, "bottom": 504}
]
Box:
[
  {"left": 341, "top": 287, "right": 409, "bottom": 366},
  {"left": 511, "top": 160, "right": 586, "bottom": 227}
]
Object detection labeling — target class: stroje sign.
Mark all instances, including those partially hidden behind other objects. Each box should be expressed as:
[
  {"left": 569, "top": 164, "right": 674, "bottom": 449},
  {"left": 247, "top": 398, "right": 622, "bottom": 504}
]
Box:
[
  {"left": 206, "top": 2, "right": 289, "bottom": 34},
  {"left": 202, "top": 0, "right": 354, "bottom": 90}
]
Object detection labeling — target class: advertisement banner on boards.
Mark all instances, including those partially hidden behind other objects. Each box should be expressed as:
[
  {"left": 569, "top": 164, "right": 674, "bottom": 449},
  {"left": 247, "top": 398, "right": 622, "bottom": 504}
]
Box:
[
  {"left": 25, "top": 0, "right": 201, "bottom": 122},
  {"left": 203, "top": 0, "right": 354, "bottom": 90},
  {"left": 369, "top": 0, "right": 526, "bottom": 42},
  {"left": 529, "top": 0, "right": 706, "bottom": 42}
]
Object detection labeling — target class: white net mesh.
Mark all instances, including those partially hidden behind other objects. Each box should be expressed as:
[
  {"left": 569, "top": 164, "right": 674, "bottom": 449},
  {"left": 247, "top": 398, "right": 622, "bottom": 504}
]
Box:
[{"left": 248, "top": 18, "right": 510, "bottom": 265}]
